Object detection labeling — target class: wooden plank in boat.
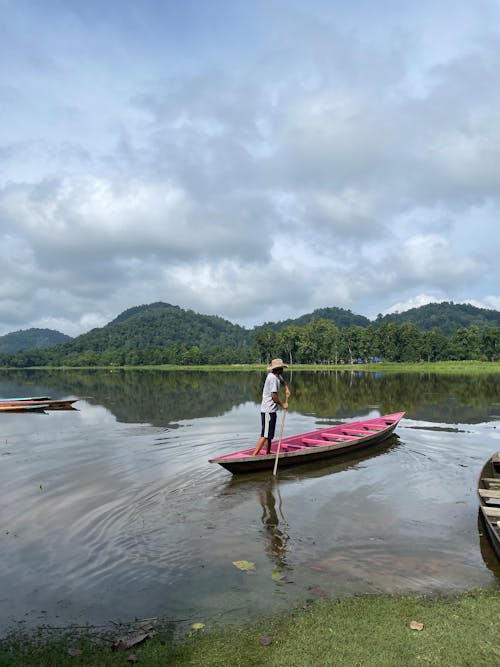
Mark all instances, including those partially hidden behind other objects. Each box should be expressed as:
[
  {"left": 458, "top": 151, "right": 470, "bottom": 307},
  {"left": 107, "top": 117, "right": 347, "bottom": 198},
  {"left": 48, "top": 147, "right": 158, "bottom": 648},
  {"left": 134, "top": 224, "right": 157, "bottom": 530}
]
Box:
[
  {"left": 478, "top": 488, "right": 500, "bottom": 499},
  {"left": 482, "top": 506, "right": 500, "bottom": 517},
  {"left": 482, "top": 478, "right": 500, "bottom": 485}
]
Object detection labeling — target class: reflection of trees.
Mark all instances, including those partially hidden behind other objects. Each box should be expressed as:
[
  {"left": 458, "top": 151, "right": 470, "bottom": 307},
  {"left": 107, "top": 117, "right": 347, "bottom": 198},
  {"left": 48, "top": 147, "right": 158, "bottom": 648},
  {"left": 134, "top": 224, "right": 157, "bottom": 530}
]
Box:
[
  {"left": 0, "top": 369, "right": 260, "bottom": 425},
  {"left": 280, "top": 371, "right": 500, "bottom": 423},
  {"left": 1, "top": 369, "right": 499, "bottom": 425},
  {"left": 258, "top": 482, "right": 289, "bottom": 569}
]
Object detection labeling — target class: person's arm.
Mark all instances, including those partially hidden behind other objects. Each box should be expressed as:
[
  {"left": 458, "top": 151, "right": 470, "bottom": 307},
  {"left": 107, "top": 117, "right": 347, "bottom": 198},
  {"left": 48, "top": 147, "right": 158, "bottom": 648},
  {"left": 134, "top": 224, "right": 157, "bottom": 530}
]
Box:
[
  {"left": 271, "top": 391, "right": 288, "bottom": 409},
  {"left": 279, "top": 375, "right": 291, "bottom": 399}
]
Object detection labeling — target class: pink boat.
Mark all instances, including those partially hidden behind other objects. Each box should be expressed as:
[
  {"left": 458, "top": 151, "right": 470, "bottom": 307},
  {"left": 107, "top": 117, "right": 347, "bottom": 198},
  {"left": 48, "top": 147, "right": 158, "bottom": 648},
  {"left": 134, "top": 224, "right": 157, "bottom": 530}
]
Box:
[{"left": 209, "top": 412, "right": 405, "bottom": 474}]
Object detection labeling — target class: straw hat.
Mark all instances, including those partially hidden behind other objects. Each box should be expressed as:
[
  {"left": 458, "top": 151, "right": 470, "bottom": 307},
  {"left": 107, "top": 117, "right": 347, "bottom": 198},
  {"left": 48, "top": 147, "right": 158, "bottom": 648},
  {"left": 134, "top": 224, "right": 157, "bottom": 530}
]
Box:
[{"left": 267, "top": 358, "right": 288, "bottom": 370}]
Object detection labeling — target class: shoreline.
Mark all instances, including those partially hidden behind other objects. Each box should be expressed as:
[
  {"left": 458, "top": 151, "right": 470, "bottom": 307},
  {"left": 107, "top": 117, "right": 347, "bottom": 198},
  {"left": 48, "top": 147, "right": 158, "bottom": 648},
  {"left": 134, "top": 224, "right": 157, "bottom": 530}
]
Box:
[
  {"left": 1, "top": 590, "right": 499, "bottom": 665},
  {"left": 2, "top": 360, "right": 500, "bottom": 374}
]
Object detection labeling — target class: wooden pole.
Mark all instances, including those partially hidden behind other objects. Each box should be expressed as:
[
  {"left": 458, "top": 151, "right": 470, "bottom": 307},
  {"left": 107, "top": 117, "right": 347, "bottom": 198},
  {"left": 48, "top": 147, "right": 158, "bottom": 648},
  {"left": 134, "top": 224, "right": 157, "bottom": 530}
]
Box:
[{"left": 272, "top": 402, "right": 288, "bottom": 477}]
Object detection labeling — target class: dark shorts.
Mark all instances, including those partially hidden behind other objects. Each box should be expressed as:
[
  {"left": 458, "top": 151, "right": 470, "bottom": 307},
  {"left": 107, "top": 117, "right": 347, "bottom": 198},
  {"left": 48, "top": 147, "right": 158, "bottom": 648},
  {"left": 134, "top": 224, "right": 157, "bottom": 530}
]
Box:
[{"left": 260, "top": 411, "right": 277, "bottom": 441}]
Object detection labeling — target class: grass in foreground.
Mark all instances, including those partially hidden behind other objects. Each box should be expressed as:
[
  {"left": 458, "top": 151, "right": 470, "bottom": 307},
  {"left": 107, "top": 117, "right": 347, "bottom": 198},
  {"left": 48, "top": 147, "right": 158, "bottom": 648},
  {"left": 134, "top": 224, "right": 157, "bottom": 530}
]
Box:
[{"left": 1, "top": 590, "right": 499, "bottom": 666}]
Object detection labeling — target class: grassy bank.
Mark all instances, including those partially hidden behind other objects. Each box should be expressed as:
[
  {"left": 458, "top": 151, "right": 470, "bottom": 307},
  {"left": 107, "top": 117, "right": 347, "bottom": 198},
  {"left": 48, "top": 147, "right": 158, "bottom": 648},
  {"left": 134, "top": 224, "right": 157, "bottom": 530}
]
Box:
[{"left": 1, "top": 590, "right": 499, "bottom": 666}]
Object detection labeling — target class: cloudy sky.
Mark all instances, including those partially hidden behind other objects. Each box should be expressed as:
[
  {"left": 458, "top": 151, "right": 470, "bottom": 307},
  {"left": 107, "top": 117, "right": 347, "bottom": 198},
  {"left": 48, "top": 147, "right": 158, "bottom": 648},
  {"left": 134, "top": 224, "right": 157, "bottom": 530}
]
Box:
[{"left": 1, "top": 0, "right": 500, "bottom": 337}]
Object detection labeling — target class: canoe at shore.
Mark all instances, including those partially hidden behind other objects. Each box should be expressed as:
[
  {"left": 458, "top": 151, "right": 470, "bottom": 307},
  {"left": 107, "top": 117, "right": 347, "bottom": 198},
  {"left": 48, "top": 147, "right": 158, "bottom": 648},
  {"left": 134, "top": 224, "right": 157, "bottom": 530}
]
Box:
[
  {"left": 0, "top": 396, "right": 51, "bottom": 402},
  {"left": 0, "top": 403, "right": 49, "bottom": 412},
  {"left": 0, "top": 398, "right": 77, "bottom": 410},
  {"left": 209, "top": 411, "right": 405, "bottom": 474},
  {"left": 477, "top": 452, "right": 500, "bottom": 561}
]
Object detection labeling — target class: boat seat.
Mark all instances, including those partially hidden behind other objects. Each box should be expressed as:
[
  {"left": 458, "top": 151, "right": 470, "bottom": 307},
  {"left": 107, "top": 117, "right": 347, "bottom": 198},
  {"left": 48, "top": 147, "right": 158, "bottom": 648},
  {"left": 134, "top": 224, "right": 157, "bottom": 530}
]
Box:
[
  {"left": 302, "top": 438, "right": 334, "bottom": 446},
  {"left": 321, "top": 433, "right": 359, "bottom": 441},
  {"left": 481, "top": 478, "right": 500, "bottom": 486},
  {"left": 482, "top": 506, "right": 500, "bottom": 517},
  {"left": 478, "top": 488, "right": 500, "bottom": 499},
  {"left": 340, "top": 428, "right": 371, "bottom": 435}
]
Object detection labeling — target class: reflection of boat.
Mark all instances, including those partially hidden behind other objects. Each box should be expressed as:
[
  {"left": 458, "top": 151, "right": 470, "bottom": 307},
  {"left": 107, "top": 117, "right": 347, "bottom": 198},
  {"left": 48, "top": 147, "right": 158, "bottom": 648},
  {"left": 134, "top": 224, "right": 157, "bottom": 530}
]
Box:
[
  {"left": 477, "top": 453, "right": 500, "bottom": 560},
  {"left": 0, "top": 398, "right": 77, "bottom": 410},
  {"left": 209, "top": 412, "right": 405, "bottom": 474}
]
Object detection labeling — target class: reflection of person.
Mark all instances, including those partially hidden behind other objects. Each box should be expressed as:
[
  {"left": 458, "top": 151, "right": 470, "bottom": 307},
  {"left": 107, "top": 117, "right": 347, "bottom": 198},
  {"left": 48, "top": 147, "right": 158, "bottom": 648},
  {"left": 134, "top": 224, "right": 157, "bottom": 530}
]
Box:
[
  {"left": 252, "top": 358, "right": 291, "bottom": 456},
  {"left": 259, "top": 483, "right": 289, "bottom": 568}
]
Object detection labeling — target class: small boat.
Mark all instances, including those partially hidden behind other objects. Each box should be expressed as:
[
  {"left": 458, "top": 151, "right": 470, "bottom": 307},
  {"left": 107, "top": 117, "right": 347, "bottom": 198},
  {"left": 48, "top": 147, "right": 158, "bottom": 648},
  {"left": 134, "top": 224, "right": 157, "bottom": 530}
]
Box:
[
  {"left": 0, "top": 398, "right": 77, "bottom": 410},
  {"left": 477, "top": 453, "right": 500, "bottom": 560},
  {"left": 209, "top": 412, "right": 405, "bottom": 474},
  {"left": 0, "top": 403, "right": 49, "bottom": 413},
  {"left": 0, "top": 396, "right": 51, "bottom": 402}
]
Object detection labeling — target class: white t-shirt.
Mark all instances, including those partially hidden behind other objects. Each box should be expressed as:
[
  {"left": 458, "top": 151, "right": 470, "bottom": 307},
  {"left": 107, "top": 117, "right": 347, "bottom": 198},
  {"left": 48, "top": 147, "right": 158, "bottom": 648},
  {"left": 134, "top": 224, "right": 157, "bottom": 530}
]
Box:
[{"left": 260, "top": 372, "right": 283, "bottom": 412}]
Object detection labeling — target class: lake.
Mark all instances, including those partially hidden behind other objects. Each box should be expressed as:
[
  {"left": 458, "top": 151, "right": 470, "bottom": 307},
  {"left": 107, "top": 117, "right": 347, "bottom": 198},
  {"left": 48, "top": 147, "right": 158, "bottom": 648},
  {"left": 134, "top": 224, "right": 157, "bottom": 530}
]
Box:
[{"left": 1, "top": 368, "right": 499, "bottom": 637}]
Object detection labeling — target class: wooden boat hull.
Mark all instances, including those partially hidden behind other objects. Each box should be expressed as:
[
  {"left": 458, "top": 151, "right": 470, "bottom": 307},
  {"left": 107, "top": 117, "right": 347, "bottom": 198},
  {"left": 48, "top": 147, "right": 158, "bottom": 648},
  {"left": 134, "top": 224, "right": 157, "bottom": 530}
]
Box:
[
  {"left": 0, "top": 396, "right": 51, "bottom": 402},
  {"left": 477, "top": 453, "right": 500, "bottom": 561},
  {"left": 0, "top": 403, "right": 49, "bottom": 412},
  {"left": 0, "top": 399, "right": 77, "bottom": 410},
  {"left": 209, "top": 412, "right": 405, "bottom": 474}
]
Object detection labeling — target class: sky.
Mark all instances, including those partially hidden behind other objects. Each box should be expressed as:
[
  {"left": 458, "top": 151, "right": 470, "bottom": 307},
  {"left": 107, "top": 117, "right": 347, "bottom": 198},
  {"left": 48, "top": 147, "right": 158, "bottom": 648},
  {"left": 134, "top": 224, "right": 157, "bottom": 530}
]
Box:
[{"left": 1, "top": 0, "right": 500, "bottom": 337}]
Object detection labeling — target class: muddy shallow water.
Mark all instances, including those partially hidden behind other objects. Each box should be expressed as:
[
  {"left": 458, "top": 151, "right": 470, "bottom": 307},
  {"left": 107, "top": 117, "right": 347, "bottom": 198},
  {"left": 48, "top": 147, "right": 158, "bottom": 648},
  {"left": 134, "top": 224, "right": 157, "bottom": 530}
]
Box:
[{"left": 1, "top": 369, "right": 499, "bottom": 636}]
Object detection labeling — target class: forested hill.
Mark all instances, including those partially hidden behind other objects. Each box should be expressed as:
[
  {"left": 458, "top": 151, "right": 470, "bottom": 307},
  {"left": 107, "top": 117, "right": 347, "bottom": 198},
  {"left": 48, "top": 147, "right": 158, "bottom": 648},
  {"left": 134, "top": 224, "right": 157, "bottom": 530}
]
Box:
[
  {"left": 0, "top": 328, "right": 72, "bottom": 354},
  {"left": 375, "top": 302, "right": 500, "bottom": 335},
  {"left": 59, "top": 302, "right": 252, "bottom": 354},
  {"left": 2, "top": 301, "right": 500, "bottom": 366},
  {"left": 258, "top": 307, "right": 370, "bottom": 331}
]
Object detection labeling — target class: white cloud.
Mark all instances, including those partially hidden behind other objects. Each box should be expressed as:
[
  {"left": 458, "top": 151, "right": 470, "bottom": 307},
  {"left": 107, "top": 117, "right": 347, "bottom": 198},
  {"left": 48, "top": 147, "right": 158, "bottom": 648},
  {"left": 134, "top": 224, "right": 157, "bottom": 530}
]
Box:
[{"left": 0, "top": 1, "right": 500, "bottom": 336}]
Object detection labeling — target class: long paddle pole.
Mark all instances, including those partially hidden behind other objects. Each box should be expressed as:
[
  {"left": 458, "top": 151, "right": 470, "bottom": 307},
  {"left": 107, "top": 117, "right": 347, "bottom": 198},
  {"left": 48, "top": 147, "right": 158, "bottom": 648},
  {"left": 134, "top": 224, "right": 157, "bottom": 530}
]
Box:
[{"left": 272, "top": 400, "right": 288, "bottom": 477}]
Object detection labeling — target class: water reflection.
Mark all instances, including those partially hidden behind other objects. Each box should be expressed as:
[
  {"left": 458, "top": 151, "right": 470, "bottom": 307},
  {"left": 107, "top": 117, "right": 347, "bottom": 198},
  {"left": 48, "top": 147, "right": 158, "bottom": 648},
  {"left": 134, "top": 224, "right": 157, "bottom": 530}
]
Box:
[
  {"left": 1, "top": 368, "right": 500, "bottom": 635},
  {"left": 1, "top": 368, "right": 500, "bottom": 426},
  {"left": 258, "top": 481, "right": 290, "bottom": 569}
]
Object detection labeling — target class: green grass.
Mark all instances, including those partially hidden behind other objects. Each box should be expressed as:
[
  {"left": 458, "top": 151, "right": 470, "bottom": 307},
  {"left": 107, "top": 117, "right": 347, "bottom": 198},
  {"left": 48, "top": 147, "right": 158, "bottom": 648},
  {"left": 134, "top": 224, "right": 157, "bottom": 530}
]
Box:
[{"left": 1, "top": 591, "right": 499, "bottom": 666}]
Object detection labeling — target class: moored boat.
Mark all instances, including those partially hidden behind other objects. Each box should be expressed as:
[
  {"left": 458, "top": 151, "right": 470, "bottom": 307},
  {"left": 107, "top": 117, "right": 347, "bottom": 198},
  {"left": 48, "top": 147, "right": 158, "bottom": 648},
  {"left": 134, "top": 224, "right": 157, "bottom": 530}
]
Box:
[
  {"left": 477, "top": 453, "right": 500, "bottom": 560},
  {"left": 0, "top": 398, "right": 77, "bottom": 410},
  {"left": 0, "top": 403, "right": 49, "bottom": 413},
  {"left": 0, "top": 396, "right": 51, "bottom": 402},
  {"left": 209, "top": 412, "right": 405, "bottom": 474}
]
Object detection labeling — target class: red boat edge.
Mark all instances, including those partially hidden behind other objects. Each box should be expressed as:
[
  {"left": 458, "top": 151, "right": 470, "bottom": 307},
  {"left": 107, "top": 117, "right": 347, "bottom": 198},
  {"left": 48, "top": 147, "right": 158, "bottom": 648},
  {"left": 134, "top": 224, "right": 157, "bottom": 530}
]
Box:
[{"left": 209, "top": 411, "right": 405, "bottom": 474}]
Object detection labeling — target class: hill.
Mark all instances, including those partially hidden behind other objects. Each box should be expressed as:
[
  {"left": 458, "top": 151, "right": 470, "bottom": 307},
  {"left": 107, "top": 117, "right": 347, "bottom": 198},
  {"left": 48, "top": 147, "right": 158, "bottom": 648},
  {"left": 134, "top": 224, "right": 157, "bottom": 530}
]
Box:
[
  {"left": 60, "top": 302, "right": 252, "bottom": 353},
  {"left": 374, "top": 302, "right": 500, "bottom": 335},
  {"left": 0, "top": 328, "right": 72, "bottom": 354},
  {"left": 257, "top": 307, "right": 371, "bottom": 331}
]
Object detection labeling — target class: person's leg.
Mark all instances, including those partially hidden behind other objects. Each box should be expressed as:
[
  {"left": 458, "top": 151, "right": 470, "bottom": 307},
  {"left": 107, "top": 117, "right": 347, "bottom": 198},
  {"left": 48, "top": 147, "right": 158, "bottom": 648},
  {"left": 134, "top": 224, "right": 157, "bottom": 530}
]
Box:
[
  {"left": 253, "top": 412, "right": 271, "bottom": 456},
  {"left": 265, "top": 412, "right": 277, "bottom": 454},
  {"left": 252, "top": 436, "right": 267, "bottom": 456}
]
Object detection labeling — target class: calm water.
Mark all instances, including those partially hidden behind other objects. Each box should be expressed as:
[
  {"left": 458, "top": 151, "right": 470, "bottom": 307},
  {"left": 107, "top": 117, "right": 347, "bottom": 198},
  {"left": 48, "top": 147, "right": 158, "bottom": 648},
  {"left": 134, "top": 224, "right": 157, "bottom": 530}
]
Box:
[{"left": 1, "top": 368, "right": 499, "bottom": 637}]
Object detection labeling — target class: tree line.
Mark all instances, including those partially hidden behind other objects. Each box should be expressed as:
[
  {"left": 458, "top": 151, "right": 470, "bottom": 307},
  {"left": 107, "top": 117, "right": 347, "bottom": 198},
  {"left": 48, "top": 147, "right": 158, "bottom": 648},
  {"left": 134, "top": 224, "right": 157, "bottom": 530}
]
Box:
[{"left": 0, "top": 319, "right": 499, "bottom": 367}]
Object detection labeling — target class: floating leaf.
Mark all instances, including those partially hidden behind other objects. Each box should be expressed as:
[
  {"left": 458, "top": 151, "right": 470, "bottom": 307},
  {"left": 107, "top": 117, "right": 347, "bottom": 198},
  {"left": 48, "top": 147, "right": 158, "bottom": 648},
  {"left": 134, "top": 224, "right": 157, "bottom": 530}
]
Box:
[
  {"left": 191, "top": 622, "right": 205, "bottom": 631},
  {"left": 259, "top": 634, "right": 273, "bottom": 646},
  {"left": 233, "top": 560, "right": 256, "bottom": 572},
  {"left": 409, "top": 621, "right": 424, "bottom": 631},
  {"left": 311, "top": 587, "right": 327, "bottom": 597},
  {"left": 272, "top": 569, "right": 285, "bottom": 581},
  {"left": 112, "top": 629, "right": 151, "bottom": 651}
]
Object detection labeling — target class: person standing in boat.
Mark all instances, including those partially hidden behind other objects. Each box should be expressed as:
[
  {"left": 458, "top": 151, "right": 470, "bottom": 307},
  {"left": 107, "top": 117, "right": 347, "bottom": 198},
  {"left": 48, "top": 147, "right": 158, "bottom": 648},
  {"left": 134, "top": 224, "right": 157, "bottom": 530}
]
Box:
[{"left": 252, "top": 358, "right": 291, "bottom": 456}]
